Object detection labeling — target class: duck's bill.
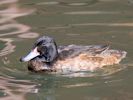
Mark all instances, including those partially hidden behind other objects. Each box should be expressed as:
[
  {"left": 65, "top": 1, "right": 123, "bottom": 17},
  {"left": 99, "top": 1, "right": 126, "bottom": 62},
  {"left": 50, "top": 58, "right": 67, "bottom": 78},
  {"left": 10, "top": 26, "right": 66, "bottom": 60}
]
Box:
[{"left": 20, "top": 47, "right": 40, "bottom": 62}]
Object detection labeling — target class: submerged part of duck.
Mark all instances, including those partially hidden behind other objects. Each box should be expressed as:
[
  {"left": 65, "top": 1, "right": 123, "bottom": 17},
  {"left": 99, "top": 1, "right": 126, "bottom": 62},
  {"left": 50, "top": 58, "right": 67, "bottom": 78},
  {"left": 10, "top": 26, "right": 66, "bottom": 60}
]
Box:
[{"left": 20, "top": 36, "right": 127, "bottom": 73}]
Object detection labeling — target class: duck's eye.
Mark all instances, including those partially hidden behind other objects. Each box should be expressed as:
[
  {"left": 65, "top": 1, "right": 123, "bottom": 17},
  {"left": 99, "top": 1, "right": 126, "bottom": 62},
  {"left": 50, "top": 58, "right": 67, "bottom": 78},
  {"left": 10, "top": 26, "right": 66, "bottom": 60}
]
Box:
[{"left": 37, "top": 46, "right": 47, "bottom": 54}]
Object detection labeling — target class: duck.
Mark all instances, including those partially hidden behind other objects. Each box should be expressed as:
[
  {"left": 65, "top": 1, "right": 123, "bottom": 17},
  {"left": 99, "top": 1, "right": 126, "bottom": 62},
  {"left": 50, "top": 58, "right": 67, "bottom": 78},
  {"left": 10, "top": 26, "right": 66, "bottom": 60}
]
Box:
[{"left": 20, "top": 36, "right": 127, "bottom": 73}]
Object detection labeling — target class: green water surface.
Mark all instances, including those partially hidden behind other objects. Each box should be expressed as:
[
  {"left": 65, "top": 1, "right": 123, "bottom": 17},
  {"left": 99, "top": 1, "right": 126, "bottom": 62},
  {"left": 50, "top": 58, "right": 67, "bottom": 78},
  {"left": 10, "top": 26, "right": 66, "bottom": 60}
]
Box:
[{"left": 0, "top": 0, "right": 133, "bottom": 100}]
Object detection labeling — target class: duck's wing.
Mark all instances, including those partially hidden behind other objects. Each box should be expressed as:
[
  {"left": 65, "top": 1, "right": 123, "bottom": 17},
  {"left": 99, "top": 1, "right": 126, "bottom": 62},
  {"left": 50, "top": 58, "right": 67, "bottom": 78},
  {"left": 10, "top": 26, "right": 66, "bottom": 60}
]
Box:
[
  {"left": 58, "top": 45, "right": 77, "bottom": 59},
  {"left": 58, "top": 45, "right": 109, "bottom": 59},
  {"left": 86, "top": 45, "right": 110, "bottom": 54}
]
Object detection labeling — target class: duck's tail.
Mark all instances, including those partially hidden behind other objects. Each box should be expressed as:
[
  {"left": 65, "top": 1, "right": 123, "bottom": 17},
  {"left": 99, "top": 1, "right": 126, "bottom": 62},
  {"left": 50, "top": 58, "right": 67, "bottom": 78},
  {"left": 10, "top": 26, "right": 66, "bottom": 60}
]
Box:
[
  {"left": 101, "top": 49, "right": 127, "bottom": 65},
  {"left": 115, "top": 50, "right": 127, "bottom": 65},
  {"left": 110, "top": 50, "right": 127, "bottom": 62},
  {"left": 120, "top": 51, "right": 127, "bottom": 59}
]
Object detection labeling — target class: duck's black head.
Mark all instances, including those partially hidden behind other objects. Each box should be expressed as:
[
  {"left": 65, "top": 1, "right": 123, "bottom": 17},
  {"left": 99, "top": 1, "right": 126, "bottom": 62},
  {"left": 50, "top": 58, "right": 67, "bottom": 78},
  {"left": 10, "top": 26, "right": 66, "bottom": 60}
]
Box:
[{"left": 20, "top": 36, "right": 58, "bottom": 63}]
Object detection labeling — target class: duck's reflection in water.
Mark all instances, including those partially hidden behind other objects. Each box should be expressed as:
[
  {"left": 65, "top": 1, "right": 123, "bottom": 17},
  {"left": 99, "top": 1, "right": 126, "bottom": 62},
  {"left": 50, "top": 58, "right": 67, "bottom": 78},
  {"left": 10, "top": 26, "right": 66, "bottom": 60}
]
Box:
[{"left": 0, "top": 0, "right": 39, "bottom": 57}]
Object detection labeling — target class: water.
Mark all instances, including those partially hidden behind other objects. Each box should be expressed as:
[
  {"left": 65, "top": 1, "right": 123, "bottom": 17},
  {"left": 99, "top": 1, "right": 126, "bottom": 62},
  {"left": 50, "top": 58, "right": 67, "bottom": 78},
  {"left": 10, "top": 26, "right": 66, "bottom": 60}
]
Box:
[{"left": 0, "top": 0, "right": 133, "bottom": 100}]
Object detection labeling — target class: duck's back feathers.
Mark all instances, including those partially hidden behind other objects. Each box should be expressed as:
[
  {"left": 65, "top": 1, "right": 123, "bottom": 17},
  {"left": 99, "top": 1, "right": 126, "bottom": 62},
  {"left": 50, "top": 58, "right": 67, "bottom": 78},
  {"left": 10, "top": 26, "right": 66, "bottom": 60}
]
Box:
[{"left": 58, "top": 44, "right": 109, "bottom": 59}]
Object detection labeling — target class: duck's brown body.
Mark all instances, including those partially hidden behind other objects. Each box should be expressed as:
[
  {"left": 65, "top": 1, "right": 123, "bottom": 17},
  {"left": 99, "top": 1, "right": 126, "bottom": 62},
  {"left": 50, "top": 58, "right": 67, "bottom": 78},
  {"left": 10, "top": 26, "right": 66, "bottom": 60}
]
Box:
[
  {"left": 27, "top": 44, "right": 126, "bottom": 73},
  {"left": 20, "top": 36, "right": 127, "bottom": 73}
]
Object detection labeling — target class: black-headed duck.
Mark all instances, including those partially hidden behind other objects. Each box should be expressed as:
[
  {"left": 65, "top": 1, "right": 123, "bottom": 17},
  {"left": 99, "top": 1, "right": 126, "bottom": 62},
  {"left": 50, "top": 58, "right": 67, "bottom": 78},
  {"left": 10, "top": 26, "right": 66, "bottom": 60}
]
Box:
[{"left": 20, "top": 36, "right": 127, "bottom": 73}]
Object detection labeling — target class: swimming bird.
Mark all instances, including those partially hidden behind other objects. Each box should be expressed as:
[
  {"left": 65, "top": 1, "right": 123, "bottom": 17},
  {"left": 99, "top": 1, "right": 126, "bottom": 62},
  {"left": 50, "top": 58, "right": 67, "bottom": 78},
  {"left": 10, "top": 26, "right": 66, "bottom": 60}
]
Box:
[{"left": 20, "top": 36, "right": 127, "bottom": 73}]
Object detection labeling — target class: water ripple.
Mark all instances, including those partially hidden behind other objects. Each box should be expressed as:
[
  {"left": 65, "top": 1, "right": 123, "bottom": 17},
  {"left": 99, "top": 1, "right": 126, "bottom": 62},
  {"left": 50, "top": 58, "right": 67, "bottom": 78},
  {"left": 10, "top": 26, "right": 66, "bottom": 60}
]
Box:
[
  {"left": 0, "top": 38, "right": 15, "bottom": 57},
  {"left": 0, "top": 0, "right": 18, "bottom": 5},
  {"left": 71, "top": 22, "right": 133, "bottom": 27},
  {"left": 62, "top": 82, "right": 93, "bottom": 88},
  {"left": 37, "top": 0, "right": 98, "bottom": 6},
  {"left": 64, "top": 11, "right": 120, "bottom": 15},
  {"left": 0, "top": 76, "right": 37, "bottom": 100},
  {"left": 37, "top": 1, "right": 59, "bottom": 5},
  {"left": 0, "top": 0, "right": 39, "bottom": 57}
]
